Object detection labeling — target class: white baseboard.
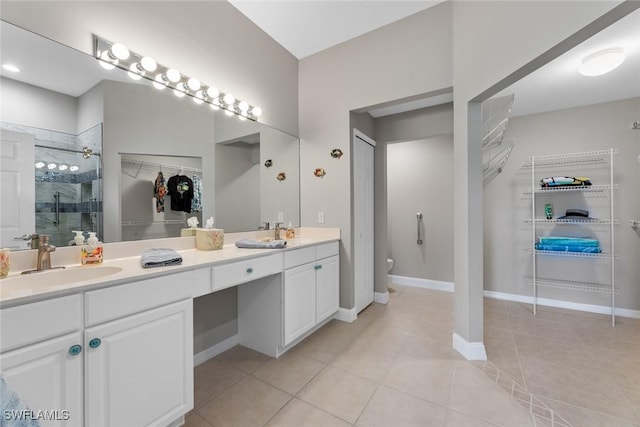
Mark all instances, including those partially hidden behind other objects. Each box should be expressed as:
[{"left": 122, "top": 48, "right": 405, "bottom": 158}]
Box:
[
  {"left": 374, "top": 291, "right": 389, "bottom": 304},
  {"left": 452, "top": 332, "right": 487, "bottom": 361},
  {"left": 193, "top": 334, "right": 239, "bottom": 366},
  {"left": 484, "top": 290, "right": 640, "bottom": 319},
  {"left": 389, "top": 274, "right": 454, "bottom": 292},
  {"left": 333, "top": 307, "right": 357, "bottom": 323}
]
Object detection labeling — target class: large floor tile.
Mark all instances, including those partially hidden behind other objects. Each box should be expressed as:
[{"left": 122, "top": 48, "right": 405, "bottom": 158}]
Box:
[
  {"left": 512, "top": 332, "right": 599, "bottom": 370},
  {"left": 330, "top": 341, "right": 397, "bottom": 382},
  {"left": 252, "top": 352, "right": 325, "bottom": 395},
  {"left": 193, "top": 358, "right": 246, "bottom": 409},
  {"left": 297, "top": 365, "right": 378, "bottom": 424},
  {"left": 397, "top": 335, "right": 463, "bottom": 362},
  {"left": 382, "top": 356, "right": 455, "bottom": 406},
  {"left": 448, "top": 362, "right": 535, "bottom": 427},
  {"left": 265, "top": 398, "right": 351, "bottom": 427},
  {"left": 197, "top": 376, "right": 292, "bottom": 427},
  {"left": 444, "top": 409, "right": 501, "bottom": 427},
  {"left": 214, "top": 345, "right": 272, "bottom": 374},
  {"left": 183, "top": 412, "right": 213, "bottom": 427},
  {"left": 356, "top": 385, "right": 446, "bottom": 427},
  {"left": 289, "top": 326, "right": 354, "bottom": 364},
  {"left": 539, "top": 397, "right": 639, "bottom": 427}
]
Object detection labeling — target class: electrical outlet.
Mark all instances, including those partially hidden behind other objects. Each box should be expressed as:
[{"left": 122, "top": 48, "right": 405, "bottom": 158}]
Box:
[
  {"left": 318, "top": 211, "right": 325, "bottom": 224},
  {"left": 277, "top": 212, "right": 284, "bottom": 222}
]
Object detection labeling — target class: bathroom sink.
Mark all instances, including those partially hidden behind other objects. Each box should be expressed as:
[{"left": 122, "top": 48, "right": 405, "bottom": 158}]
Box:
[{"left": 2, "top": 266, "right": 123, "bottom": 290}]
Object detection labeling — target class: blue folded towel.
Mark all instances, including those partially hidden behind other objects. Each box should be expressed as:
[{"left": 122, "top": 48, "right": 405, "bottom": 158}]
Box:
[
  {"left": 0, "top": 374, "right": 41, "bottom": 426},
  {"left": 235, "top": 239, "right": 287, "bottom": 249},
  {"left": 140, "top": 248, "right": 183, "bottom": 268},
  {"left": 537, "top": 236, "right": 600, "bottom": 247},
  {"left": 535, "top": 243, "right": 602, "bottom": 253}
]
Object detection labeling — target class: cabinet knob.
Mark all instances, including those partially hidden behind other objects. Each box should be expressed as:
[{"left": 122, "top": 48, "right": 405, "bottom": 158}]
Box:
[
  {"left": 314, "top": 265, "right": 322, "bottom": 270},
  {"left": 68, "top": 344, "right": 82, "bottom": 356},
  {"left": 246, "top": 267, "right": 253, "bottom": 274},
  {"left": 89, "top": 338, "right": 102, "bottom": 349}
]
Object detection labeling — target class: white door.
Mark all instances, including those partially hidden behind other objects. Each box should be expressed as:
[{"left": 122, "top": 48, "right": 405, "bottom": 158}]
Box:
[
  {"left": 354, "top": 129, "right": 375, "bottom": 313},
  {"left": 284, "top": 263, "right": 316, "bottom": 345},
  {"left": 0, "top": 332, "right": 84, "bottom": 427},
  {"left": 84, "top": 300, "right": 193, "bottom": 427},
  {"left": 316, "top": 255, "right": 340, "bottom": 323},
  {"left": 0, "top": 130, "right": 35, "bottom": 249}
]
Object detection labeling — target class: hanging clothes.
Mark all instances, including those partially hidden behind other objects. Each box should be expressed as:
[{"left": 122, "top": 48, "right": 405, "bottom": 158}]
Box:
[
  {"left": 154, "top": 171, "right": 167, "bottom": 213},
  {"left": 191, "top": 175, "right": 203, "bottom": 213},
  {"left": 167, "top": 174, "right": 194, "bottom": 213}
]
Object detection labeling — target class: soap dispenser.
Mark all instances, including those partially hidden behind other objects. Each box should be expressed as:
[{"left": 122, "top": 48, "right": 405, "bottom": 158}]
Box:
[
  {"left": 285, "top": 222, "right": 295, "bottom": 239},
  {"left": 72, "top": 230, "right": 85, "bottom": 246},
  {"left": 81, "top": 232, "right": 103, "bottom": 265}
]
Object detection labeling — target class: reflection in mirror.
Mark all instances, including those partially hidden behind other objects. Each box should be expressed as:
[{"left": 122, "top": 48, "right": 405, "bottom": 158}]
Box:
[
  {"left": 0, "top": 19, "right": 300, "bottom": 249},
  {"left": 121, "top": 153, "right": 202, "bottom": 241}
]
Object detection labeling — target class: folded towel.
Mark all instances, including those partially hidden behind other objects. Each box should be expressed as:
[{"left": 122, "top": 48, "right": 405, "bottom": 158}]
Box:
[
  {"left": 537, "top": 236, "right": 600, "bottom": 247},
  {"left": 140, "top": 248, "right": 183, "bottom": 268},
  {"left": 235, "top": 239, "right": 287, "bottom": 249},
  {"left": 1, "top": 373, "right": 41, "bottom": 426},
  {"left": 535, "top": 243, "right": 602, "bottom": 253}
]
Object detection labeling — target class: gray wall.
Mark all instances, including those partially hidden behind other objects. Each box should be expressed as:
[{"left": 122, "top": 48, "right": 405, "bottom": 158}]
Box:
[{"left": 484, "top": 97, "right": 640, "bottom": 310}]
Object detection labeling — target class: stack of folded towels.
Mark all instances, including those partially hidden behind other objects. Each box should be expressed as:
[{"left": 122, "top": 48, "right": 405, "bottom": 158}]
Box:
[
  {"left": 535, "top": 236, "right": 601, "bottom": 253},
  {"left": 140, "top": 248, "right": 183, "bottom": 268}
]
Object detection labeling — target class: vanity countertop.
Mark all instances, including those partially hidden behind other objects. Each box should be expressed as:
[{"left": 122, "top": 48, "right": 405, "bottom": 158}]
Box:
[{"left": 0, "top": 228, "right": 340, "bottom": 308}]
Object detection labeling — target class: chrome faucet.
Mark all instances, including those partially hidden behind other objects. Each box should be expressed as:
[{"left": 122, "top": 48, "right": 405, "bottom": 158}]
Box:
[
  {"left": 36, "top": 234, "right": 56, "bottom": 271},
  {"left": 274, "top": 222, "right": 284, "bottom": 240}
]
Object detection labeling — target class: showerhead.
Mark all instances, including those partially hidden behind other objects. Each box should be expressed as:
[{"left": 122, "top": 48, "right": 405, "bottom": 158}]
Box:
[{"left": 82, "top": 146, "right": 93, "bottom": 159}]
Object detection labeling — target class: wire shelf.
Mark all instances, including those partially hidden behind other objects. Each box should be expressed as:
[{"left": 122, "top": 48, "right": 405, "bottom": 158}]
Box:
[
  {"left": 527, "top": 277, "right": 618, "bottom": 294},
  {"left": 522, "top": 149, "right": 618, "bottom": 168},
  {"left": 531, "top": 249, "right": 615, "bottom": 260},
  {"left": 525, "top": 218, "right": 619, "bottom": 226},
  {"left": 522, "top": 184, "right": 618, "bottom": 195}
]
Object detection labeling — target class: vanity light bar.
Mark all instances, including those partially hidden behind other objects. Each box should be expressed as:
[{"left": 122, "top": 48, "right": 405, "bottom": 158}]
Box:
[{"left": 93, "top": 36, "right": 262, "bottom": 121}]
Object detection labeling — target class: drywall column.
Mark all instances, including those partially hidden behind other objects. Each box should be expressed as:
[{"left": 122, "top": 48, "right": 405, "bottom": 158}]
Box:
[{"left": 452, "top": 101, "right": 486, "bottom": 360}]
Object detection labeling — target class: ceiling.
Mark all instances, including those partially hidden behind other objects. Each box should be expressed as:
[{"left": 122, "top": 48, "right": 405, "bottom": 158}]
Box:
[{"left": 1, "top": 3, "right": 638, "bottom": 120}]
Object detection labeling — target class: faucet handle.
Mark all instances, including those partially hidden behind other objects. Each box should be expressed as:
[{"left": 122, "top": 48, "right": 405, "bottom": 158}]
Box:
[{"left": 38, "top": 234, "right": 50, "bottom": 245}]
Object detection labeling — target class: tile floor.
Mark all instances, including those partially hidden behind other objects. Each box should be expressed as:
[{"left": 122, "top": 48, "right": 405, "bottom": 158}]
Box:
[
  {"left": 185, "top": 284, "right": 563, "bottom": 427},
  {"left": 484, "top": 296, "right": 640, "bottom": 427}
]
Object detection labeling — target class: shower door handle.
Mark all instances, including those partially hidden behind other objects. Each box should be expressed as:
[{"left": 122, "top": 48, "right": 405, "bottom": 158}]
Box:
[
  {"left": 53, "top": 192, "right": 60, "bottom": 227},
  {"left": 417, "top": 213, "right": 423, "bottom": 245}
]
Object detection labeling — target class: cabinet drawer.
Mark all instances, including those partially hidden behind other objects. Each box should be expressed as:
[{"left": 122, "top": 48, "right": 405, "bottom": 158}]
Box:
[
  {"left": 316, "top": 241, "right": 339, "bottom": 259},
  {"left": 85, "top": 269, "right": 209, "bottom": 326},
  {"left": 284, "top": 246, "right": 315, "bottom": 269},
  {"left": 0, "top": 294, "right": 82, "bottom": 352},
  {"left": 213, "top": 253, "right": 282, "bottom": 291}
]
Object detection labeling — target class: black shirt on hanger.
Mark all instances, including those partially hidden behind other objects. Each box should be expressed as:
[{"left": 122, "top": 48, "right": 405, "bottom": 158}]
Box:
[{"left": 167, "top": 174, "right": 194, "bottom": 213}]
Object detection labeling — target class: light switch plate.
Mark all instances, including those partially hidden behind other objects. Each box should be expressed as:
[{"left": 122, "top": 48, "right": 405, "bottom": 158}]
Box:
[
  {"left": 318, "top": 211, "right": 325, "bottom": 224},
  {"left": 277, "top": 212, "right": 283, "bottom": 222}
]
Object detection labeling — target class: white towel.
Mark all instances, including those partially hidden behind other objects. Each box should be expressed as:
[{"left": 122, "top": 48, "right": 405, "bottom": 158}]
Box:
[{"left": 140, "top": 248, "right": 183, "bottom": 268}]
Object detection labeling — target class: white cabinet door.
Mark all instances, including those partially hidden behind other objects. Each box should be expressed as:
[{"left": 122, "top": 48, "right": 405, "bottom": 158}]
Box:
[
  {"left": 0, "top": 332, "right": 83, "bottom": 427},
  {"left": 283, "top": 263, "right": 316, "bottom": 346},
  {"left": 84, "top": 299, "right": 193, "bottom": 427},
  {"left": 315, "top": 255, "right": 339, "bottom": 323}
]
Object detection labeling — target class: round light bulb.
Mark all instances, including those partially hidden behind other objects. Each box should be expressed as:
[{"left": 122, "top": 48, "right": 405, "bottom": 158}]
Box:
[
  {"left": 58, "top": 164, "right": 68, "bottom": 171},
  {"left": 127, "top": 63, "right": 143, "bottom": 80},
  {"left": 206, "top": 87, "right": 219, "bottom": 99},
  {"left": 173, "top": 89, "right": 186, "bottom": 98},
  {"left": 99, "top": 51, "right": 116, "bottom": 70},
  {"left": 153, "top": 74, "right": 166, "bottom": 90},
  {"left": 140, "top": 56, "right": 157, "bottom": 72},
  {"left": 110, "top": 43, "right": 130, "bottom": 60},
  {"left": 47, "top": 163, "right": 57, "bottom": 170},
  {"left": 187, "top": 78, "right": 201, "bottom": 91},
  {"left": 165, "top": 68, "right": 181, "bottom": 83},
  {"left": 579, "top": 48, "right": 625, "bottom": 77},
  {"left": 35, "top": 161, "right": 45, "bottom": 169},
  {"left": 69, "top": 165, "right": 79, "bottom": 172},
  {"left": 238, "top": 101, "right": 249, "bottom": 112},
  {"left": 223, "top": 93, "right": 235, "bottom": 105},
  {"left": 194, "top": 90, "right": 205, "bottom": 104},
  {"left": 251, "top": 106, "right": 262, "bottom": 117}
]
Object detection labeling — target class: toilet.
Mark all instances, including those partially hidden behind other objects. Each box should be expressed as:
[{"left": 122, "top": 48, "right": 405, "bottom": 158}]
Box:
[{"left": 387, "top": 258, "right": 394, "bottom": 273}]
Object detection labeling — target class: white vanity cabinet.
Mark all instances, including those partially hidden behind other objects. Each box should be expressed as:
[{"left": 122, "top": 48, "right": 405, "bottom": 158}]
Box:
[
  {"left": 0, "top": 295, "right": 83, "bottom": 427},
  {"left": 283, "top": 242, "right": 339, "bottom": 346}
]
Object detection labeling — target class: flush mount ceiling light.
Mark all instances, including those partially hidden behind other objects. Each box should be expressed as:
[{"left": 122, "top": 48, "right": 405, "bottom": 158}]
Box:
[
  {"left": 94, "top": 35, "right": 262, "bottom": 121},
  {"left": 69, "top": 165, "right": 79, "bottom": 172},
  {"left": 579, "top": 47, "right": 626, "bottom": 76},
  {"left": 2, "top": 64, "right": 20, "bottom": 73}
]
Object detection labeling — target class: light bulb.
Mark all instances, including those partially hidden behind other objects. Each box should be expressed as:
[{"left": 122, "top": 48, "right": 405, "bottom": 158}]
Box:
[
  {"left": 165, "top": 68, "right": 181, "bottom": 83},
  {"left": 225, "top": 109, "right": 234, "bottom": 116},
  {"left": 47, "top": 163, "right": 57, "bottom": 170},
  {"left": 194, "top": 90, "right": 205, "bottom": 104},
  {"left": 127, "top": 63, "right": 143, "bottom": 80},
  {"left": 173, "top": 89, "right": 185, "bottom": 98},
  {"left": 69, "top": 165, "right": 79, "bottom": 172},
  {"left": 35, "top": 161, "right": 45, "bottom": 169},
  {"left": 140, "top": 56, "right": 157, "bottom": 72},
  {"left": 238, "top": 115, "right": 247, "bottom": 121},
  {"left": 210, "top": 101, "right": 220, "bottom": 111},
  {"left": 99, "top": 51, "right": 116, "bottom": 70},
  {"left": 110, "top": 43, "right": 130, "bottom": 60},
  {"left": 579, "top": 48, "right": 625, "bottom": 76},
  {"left": 223, "top": 93, "right": 235, "bottom": 105},
  {"left": 153, "top": 74, "right": 166, "bottom": 90},
  {"left": 2, "top": 64, "right": 20, "bottom": 73},
  {"left": 238, "top": 101, "right": 249, "bottom": 112},
  {"left": 206, "top": 87, "right": 219, "bottom": 99},
  {"left": 251, "top": 106, "right": 262, "bottom": 117},
  {"left": 187, "top": 78, "right": 201, "bottom": 91},
  {"left": 58, "top": 164, "right": 68, "bottom": 171}
]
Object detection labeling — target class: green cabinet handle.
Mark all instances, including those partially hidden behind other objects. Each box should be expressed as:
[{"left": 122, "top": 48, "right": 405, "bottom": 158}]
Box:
[
  {"left": 246, "top": 267, "right": 253, "bottom": 274},
  {"left": 89, "top": 338, "right": 102, "bottom": 349},
  {"left": 68, "top": 344, "right": 82, "bottom": 356}
]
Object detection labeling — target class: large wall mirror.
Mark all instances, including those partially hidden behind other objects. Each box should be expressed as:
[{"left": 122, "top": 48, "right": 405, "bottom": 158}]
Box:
[{"left": 0, "top": 20, "right": 300, "bottom": 249}]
